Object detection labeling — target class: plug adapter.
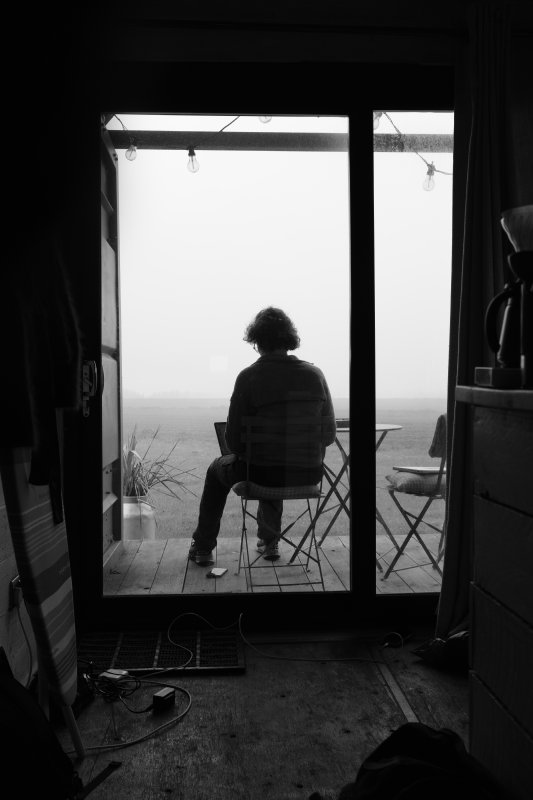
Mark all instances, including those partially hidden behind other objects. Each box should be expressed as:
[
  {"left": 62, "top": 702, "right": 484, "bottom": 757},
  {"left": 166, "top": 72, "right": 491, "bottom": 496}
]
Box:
[
  {"left": 8, "top": 576, "right": 22, "bottom": 610},
  {"left": 99, "top": 670, "right": 125, "bottom": 682},
  {"left": 152, "top": 687, "right": 175, "bottom": 712}
]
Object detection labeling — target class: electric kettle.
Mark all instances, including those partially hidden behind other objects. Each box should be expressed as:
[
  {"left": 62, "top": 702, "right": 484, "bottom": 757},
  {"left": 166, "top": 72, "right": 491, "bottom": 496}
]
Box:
[
  {"left": 485, "top": 277, "right": 521, "bottom": 370},
  {"left": 475, "top": 205, "right": 533, "bottom": 389}
]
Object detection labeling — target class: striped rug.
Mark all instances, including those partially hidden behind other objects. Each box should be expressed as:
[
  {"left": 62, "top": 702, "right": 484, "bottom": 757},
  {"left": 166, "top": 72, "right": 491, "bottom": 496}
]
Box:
[{"left": 0, "top": 447, "right": 77, "bottom": 705}]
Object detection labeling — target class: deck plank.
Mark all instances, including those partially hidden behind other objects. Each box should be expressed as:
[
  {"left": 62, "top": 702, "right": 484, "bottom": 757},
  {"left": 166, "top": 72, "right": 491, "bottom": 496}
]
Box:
[
  {"left": 243, "top": 535, "right": 302, "bottom": 593},
  {"left": 151, "top": 538, "right": 190, "bottom": 594},
  {"left": 377, "top": 533, "right": 441, "bottom": 592},
  {"left": 273, "top": 553, "right": 318, "bottom": 593},
  {"left": 230, "top": 535, "right": 324, "bottom": 593},
  {"left": 375, "top": 549, "right": 413, "bottom": 593},
  {"left": 104, "top": 534, "right": 443, "bottom": 596},
  {"left": 103, "top": 540, "right": 140, "bottom": 595},
  {"left": 273, "top": 535, "right": 323, "bottom": 592},
  {"left": 213, "top": 537, "right": 248, "bottom": 593},
  {"left": 318, "top": 535, "right": 350, "bottom": 591},
  {"left": 312, "top": 535, "right": 348, "bottom": 592},
  {"left": 116, "top": 540, "right": 166, "bottom": 595},
  {"left": 373, "top": 546, "right": 418, "bottom": 593},
  {"left": 182, "top": 552, "right": 217, "bottom": 594},
  {"left": 243, "top": 540, "right": 292, "bottom": 593}
]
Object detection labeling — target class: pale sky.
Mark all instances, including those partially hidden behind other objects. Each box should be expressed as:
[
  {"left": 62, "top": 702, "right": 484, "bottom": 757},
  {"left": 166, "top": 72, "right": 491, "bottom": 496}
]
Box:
[
  {"left": 108, "top": 112, "right": 453, "bottom": 400},
  {"left": 374, "top": 112, "right": 454, "bottom": 398}
]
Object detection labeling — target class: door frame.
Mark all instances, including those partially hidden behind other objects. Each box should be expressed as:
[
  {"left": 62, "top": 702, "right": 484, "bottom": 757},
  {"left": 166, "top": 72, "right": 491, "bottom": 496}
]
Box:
[{"left": 73, "top": 61, "right": 454, "bottom": 632}]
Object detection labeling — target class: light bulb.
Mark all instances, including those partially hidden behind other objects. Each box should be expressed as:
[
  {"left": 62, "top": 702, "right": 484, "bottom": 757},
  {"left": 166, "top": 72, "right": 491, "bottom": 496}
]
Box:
[
  {"left": 125, "top": 143, "right": 137, "bottom": 161},
  {"left": 373, "top": 111, "right": 382, "bottom": 131},
  {"left": 259, "top": 115, "right": 272, "bottom": 123},
  {"left": 423, "top": 163, "right": 436, "bottom": 191},
  {"left": 187, "top": 148, "right": 200, "bottom": 173}
]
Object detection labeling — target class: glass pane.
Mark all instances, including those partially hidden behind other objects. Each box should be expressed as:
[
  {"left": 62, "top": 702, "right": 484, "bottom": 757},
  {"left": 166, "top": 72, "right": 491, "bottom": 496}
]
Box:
[
  {"left": 374, "top": 110, "right": 453, "bottom": 594},
  {"left": 104, "top": 113, "right": 351, "bottom": 597}
]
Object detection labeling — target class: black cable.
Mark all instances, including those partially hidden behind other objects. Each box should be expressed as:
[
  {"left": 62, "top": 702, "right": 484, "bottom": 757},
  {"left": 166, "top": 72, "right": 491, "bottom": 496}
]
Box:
[
  {"left": 165, "top": 611, "right": 389, "bottom": 663},
  {"left": 90, "top": 674, "right": 142, "bottom": 705},
  {"left": 63, "top": 679, "right": 192, "bottom": 756},
  {"left": 110, "top": 113, "right": 243, "bottom": 156},
  {"left": 238, "top": 614, "right": 386, "bottom": 664},
  {"left": 119, "top": 696, "right": 153, "bottom": 714}
]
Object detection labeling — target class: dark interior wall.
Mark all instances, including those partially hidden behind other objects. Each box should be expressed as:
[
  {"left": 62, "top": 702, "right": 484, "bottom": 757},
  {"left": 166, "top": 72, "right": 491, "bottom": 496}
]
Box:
[
  {"left": 7, "top": 5, "right": 532, "bottom": 256},
  {"left": 0, "top": 4, "right": 478, "bottom": 629},
  {"left": 4, "top": 2, "right": 532, "bottom": 629},
  {"left": 508, "top": 37, "right": 533, "bottom": 207}
]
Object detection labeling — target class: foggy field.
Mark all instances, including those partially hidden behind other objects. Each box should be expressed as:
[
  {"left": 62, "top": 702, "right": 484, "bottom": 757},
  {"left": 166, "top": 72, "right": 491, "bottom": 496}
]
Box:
[{"left": 122, "top": 398, "right": 446, "bottom": 542}]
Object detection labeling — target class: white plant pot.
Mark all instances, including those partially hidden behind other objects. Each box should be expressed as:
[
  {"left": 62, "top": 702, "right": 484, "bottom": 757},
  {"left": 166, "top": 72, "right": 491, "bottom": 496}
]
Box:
[{"left": 123, "top": 496, "right": 156, "bottom": 540}]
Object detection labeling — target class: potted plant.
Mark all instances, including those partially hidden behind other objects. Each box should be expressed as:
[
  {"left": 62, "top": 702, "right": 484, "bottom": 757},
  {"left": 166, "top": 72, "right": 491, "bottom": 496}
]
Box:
[{"left": 122, "top": 426, "right": 195, "bottom": 540}]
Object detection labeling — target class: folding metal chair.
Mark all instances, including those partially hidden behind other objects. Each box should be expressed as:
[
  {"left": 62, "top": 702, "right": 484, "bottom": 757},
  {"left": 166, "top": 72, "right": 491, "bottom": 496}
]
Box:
[
  {"left": 231, "top": 416, "right": 327, "bottom": 592},
  {"left": 287, "top": 429, "right": 352, "bottom": 578},
  {"left": 381, "top": 414, "right": 447, "bottom": 580}
]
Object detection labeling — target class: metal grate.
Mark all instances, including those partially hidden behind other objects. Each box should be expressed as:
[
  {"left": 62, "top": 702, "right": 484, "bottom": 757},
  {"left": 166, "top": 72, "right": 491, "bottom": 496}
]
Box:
[{"left": 77, "top": 629, "right": 245, "bottom": 674}]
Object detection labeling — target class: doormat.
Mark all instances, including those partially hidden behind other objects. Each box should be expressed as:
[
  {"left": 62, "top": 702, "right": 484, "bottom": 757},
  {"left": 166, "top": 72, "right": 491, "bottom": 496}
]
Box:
[{"left": 77, "top": 629, "right": 245, "bottom": 674}]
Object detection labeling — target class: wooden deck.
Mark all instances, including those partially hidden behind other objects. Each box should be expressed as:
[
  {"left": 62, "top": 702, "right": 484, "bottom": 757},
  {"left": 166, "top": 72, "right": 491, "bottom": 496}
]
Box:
[{"left": 103, "top": 533, "right": 442, "bottom": 595}]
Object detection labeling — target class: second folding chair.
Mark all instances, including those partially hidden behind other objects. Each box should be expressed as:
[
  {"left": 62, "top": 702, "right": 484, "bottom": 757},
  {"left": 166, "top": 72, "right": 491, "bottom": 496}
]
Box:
[{"left": 381, "top": 413, "right": 447, "bottom": 580}]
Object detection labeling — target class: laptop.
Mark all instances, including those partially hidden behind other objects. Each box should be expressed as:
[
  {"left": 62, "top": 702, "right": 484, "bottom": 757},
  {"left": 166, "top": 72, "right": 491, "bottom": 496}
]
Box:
[{"left": 214, "top": 421, "right": 232, "bottom": 455}]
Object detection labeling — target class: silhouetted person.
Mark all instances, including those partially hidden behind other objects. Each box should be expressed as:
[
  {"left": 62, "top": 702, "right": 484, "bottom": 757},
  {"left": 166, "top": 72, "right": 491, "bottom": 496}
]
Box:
[{"left": 189, "top": 307, "right": 336, "bottom": 565}]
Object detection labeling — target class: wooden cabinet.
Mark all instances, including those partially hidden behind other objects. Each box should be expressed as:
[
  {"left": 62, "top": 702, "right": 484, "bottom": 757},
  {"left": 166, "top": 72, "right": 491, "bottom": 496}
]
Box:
[{"left": 456, "top": 387, "right": 533, "bottom": 799}]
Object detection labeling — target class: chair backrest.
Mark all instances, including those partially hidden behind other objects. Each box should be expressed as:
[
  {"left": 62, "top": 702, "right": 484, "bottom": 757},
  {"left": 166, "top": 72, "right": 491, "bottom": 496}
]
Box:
[
  {"left": 428, "top": 414, "right": 447, "bottom": 461},
  {"left": 428, "top": 414, "right": 447, "bottom": 495},
  {"left": 240, "top": 416, "right": 327, "bottom": 471},
  {"left": 214, "top": 421, "right": 232, "bottom": 455}
]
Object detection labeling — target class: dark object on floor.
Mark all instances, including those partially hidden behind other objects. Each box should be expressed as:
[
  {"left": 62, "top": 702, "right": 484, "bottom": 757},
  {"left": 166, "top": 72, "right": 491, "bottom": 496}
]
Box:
[
  {"left": 316, "top": 722, "right": 504, "bottom": 800},
  {"left": 0, "top": 664, "right": 121, "bottom": 799},
  {"left": 411, "top": 629, "right": 469, "bottom": 671},
  {"left": 152, "top": 686, "right": 176, "bottom": 712},
  {"left": 380, "top": 629, "right": 413, "bottom": 648},
  {"left": 0, "top": 669, "right": 84, "bottom": 799},
  {"left": 50, "top": 664, "right": 96, "bottom": 726}
]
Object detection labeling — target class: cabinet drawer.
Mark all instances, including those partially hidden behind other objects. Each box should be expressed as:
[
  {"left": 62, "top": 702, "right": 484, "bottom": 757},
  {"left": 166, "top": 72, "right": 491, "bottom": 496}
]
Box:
[
  {"left": 470, "top": 673, "right": 533, "bottom": 800},
  {"left": 474, "top": 497, "right": 533, "bottom": 625},
  {"left": 471, "top": 586, "right": 533, "bottom": 734},
  {"left": 473, "top": 407, "right": 533, "bottom": 515}
]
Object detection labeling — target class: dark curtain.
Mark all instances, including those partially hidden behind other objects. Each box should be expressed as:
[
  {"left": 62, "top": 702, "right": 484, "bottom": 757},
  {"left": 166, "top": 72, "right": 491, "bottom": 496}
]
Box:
[{"left": 436, "top": 1, "right": 514, "bottom": 638}]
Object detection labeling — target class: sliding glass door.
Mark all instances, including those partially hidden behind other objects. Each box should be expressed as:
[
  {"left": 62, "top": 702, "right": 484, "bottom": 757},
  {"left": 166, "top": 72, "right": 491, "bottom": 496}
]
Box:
[
  {"left": 102, "top": 113, "right": 351, "bottom": 599},
  {"left": 373, "top": 111, "right": 454, "bottom": 595}
]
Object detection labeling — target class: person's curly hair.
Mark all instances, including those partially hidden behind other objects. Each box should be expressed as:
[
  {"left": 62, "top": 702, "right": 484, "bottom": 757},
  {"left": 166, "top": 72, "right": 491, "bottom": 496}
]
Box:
[{"left": 243, "top": 307, "right": 300, "bottom": 352}]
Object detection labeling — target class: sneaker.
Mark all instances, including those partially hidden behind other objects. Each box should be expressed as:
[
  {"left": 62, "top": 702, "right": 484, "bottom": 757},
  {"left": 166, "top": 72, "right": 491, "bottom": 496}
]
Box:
[
  {"left": 188, "top": 542, "right": 215, "bottom": 566},
  {"left": 256, "top": 538, "right": 280, "bottom": 561}
]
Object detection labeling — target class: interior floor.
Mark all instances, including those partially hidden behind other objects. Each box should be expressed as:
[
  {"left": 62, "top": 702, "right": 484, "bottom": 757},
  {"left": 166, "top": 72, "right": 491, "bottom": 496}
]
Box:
[{"left": 55, "top": 625, "right": 468, "bottom": 800}]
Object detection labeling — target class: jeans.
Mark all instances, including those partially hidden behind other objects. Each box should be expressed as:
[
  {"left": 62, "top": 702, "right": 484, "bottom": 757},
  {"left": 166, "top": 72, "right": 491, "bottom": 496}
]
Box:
[{"left": 192, "top": 454, "right": 282, "bottom": 552}]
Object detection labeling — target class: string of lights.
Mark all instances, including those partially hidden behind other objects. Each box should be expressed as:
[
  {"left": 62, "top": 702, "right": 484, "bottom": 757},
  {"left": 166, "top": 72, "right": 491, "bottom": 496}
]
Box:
[
  {"left": 112, "top": 113, "right": 272, "bottom": 172},
  {"left": 113, "top": 115, "right": 138, "bottom": 161},
  {"left": 373, "top": 110, "right": 453, "bottom": 191},
  {"left": 186, "top": 114, "right": 245, "bottom": 172},
  {"left": 112, "top": 112, "right": 451, "bottom": 190}
]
